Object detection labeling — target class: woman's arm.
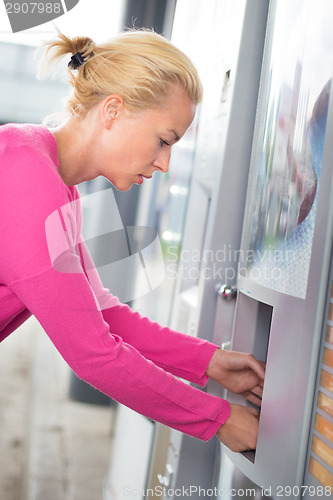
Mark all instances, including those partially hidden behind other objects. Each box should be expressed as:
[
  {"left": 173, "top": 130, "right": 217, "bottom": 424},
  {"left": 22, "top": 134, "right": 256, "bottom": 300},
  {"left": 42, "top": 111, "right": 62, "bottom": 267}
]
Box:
[
  {"left": 9, "top": 266, "right": 230, "bottom": 441},
  {"left": 79, "top": 240, "right": 219, "bottom": 386},
  {"left": 0, "top": 137, "right": 229, "bottom": 441},
  {"left": 79, "top": 242, "right": 266, "bottom": 398}
]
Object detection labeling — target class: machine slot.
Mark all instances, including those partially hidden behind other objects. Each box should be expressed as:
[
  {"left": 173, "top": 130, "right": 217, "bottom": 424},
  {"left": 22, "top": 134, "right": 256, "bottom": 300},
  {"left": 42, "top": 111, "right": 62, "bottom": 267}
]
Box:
[
  {"left": 253, "top": 301, "right": 273, "bottom": 366},
  {"left": 228, "top": 292, "right": 273, "bottom": 463}
]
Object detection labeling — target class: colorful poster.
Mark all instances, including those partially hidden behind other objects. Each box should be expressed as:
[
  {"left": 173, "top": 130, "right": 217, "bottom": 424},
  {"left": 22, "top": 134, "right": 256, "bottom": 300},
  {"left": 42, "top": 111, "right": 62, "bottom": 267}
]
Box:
[{"left": 240, "top": 0, "right": 332, "bottom": 298}]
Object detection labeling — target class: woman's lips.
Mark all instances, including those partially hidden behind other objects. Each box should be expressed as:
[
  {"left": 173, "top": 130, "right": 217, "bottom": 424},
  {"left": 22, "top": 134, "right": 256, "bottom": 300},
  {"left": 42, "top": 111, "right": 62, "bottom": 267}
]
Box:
[{"left": 137, "top": 174, "right": 153, "bottom": 184}]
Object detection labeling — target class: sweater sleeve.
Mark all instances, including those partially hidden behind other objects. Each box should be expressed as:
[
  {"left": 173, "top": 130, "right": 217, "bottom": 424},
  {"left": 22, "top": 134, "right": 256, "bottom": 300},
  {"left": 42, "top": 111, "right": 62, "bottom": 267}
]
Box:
[
  {"left": 78, "top": 240, "right": 220, "bottom": 386},
  {"left": 0, "top": 139, "right": 230, "bottom": 440}
]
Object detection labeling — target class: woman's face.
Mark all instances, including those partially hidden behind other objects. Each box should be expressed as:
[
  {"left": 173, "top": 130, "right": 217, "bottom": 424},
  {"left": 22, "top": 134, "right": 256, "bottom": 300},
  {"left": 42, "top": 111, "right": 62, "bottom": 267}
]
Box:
[{"left": 97, "top": 85, "right": 196, "bottom": 191}]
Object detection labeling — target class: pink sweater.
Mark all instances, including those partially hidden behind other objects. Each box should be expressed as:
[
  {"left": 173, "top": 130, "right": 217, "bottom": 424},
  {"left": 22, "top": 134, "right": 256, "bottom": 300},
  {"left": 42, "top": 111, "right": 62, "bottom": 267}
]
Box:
[{"left": 0, "top": 123, "right": 230, "bottom": 440}]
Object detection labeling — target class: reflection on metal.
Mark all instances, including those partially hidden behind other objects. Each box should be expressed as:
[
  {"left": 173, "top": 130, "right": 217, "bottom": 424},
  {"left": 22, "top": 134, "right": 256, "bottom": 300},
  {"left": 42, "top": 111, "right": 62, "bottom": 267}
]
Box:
[
  {"left": 219, "top": 453, "right": 274, "bottom": 500},
  {"left": 157, "top": 463, "right": 174, "bottom": 488},
  {"left": 221, "top": 341, "right": 232, "bottom": 351},
  {"left": 161, "top": 231, "right": 182, "bottom": 243},
  {"left": 169, "top": 185, "right": 188, "bottom": 196},
  {"left": 215, "top": 284, "right": 237, "bottom": 301}
]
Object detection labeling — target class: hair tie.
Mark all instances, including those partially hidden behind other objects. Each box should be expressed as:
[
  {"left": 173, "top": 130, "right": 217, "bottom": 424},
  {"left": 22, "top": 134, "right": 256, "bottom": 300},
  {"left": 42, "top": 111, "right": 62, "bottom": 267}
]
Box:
[{"left": 68, "top": 52, "right": 86, "bottom": 70}]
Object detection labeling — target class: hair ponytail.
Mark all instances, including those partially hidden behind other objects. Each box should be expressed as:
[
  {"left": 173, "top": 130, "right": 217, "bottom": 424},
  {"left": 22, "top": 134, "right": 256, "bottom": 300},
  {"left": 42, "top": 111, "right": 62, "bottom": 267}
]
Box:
[{"left": 38, "top": 31, "right": 95, "bottom": 73}]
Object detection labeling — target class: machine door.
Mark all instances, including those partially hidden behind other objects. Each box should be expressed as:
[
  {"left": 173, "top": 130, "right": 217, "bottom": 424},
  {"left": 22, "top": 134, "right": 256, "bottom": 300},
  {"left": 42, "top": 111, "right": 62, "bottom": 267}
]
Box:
[{"left": 218, "top": 0, "right": 333, "bottom": 498}]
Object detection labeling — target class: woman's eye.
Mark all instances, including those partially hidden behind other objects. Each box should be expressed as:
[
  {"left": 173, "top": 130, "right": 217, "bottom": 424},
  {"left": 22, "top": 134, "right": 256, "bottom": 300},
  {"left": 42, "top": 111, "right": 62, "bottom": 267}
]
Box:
[{"left": 160, "top": 139, "right": 170, "bottom": 148}]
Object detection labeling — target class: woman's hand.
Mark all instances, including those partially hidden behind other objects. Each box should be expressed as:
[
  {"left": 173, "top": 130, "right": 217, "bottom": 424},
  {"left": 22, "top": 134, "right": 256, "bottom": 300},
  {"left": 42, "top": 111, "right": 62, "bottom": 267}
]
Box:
[
  {"left": 216, "top": 403, "right": 259, "bottom": 452},
  {"left": 206, "top": 348, "right": 265, "bottom": 406}
]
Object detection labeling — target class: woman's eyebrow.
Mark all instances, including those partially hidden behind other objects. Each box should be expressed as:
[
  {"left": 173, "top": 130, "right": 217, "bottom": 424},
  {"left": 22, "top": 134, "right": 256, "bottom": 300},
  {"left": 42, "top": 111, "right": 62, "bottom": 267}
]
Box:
[{"left": 168, "top": 129, "right": 180, "bottom": 141}]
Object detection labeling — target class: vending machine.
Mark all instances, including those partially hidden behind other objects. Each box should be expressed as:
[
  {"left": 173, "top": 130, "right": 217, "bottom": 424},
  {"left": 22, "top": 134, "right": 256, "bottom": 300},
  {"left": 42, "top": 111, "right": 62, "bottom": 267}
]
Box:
[{"left": 217, "top": 0, "right": 333, "bottom": 498}]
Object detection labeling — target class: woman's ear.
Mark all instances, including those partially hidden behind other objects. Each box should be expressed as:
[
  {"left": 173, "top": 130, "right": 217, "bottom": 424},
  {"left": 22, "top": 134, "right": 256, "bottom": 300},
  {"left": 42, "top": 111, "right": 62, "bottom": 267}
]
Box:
[{"left": 101, "top": 95, "right": 125, "bottom": 129}]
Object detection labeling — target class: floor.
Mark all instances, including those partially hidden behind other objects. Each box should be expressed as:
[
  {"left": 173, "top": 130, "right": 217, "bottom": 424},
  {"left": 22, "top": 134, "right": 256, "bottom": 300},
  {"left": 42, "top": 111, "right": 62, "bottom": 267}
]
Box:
[{"left": 0, "top": 317, "right": 115, "bottom": 500}]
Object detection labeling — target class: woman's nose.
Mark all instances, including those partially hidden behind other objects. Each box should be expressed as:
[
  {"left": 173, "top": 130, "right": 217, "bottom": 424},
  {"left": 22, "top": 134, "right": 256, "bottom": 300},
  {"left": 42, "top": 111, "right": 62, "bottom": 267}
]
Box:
[{"left": 154, "top": 149, "right": 171, "bottom": 173}]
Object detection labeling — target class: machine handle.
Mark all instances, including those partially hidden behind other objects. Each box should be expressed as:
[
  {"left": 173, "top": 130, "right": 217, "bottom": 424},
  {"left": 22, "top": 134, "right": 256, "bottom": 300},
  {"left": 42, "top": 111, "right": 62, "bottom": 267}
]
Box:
[{"left": 215, "top": 283, "right": 237, "bottom": 300}]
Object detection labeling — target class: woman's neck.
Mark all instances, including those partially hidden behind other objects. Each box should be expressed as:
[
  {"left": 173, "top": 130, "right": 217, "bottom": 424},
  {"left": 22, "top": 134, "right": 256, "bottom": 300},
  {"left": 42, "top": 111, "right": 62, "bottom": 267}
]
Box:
[{"left": 51, "top": 112, "right": 100, "bottom": 186}]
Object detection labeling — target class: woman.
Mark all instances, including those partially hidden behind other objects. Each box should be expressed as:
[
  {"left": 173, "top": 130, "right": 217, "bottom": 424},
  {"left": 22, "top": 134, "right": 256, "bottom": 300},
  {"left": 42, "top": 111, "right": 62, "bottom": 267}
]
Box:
[{"left": 0, "top": 30, "right": 264, "bottom": 452}]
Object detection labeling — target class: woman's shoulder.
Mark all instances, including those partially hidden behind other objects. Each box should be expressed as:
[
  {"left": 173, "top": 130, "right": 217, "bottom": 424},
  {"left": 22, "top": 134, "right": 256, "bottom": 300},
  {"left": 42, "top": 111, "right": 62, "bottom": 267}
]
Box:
[
  {"left": 0, "top": 123, "right": 75, "bottom": 204},
  {"left": 0, "top": 123, "right": 59, "bottom": 168},
  {"left": 0, "top": 124, "right": 79, "bottom": 229}
]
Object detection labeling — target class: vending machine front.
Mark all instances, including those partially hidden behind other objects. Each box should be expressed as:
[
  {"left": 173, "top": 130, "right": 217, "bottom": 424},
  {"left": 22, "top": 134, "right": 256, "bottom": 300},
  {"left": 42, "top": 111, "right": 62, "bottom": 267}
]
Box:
[{"left": 218, "top": 0, "right": 333, "bottom": 498}]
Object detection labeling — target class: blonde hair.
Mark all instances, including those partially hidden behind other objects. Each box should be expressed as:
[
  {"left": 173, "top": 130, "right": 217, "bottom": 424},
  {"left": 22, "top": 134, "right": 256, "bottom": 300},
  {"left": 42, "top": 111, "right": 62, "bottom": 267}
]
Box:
[{"left": 39, "top": 30, "right": 203, "bottom": 117}]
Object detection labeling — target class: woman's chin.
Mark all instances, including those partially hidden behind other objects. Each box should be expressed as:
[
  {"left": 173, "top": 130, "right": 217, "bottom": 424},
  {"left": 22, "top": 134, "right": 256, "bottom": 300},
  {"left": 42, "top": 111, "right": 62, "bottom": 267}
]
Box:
[
  {"left": 103, "top": 176, "right": 133, "bottom": 192},
  {"left": 114, "top": 181, "right": 135, "bottom": 192}
]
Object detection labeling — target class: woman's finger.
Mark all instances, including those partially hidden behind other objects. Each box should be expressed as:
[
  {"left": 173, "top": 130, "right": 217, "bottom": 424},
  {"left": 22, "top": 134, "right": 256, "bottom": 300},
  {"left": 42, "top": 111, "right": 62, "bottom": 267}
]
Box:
[
  {"left": 246, "top": 355, "right": 266, "bottom": 380},
  {"left": 244, "top": 391, "right": 262, "bottom": 407}
]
